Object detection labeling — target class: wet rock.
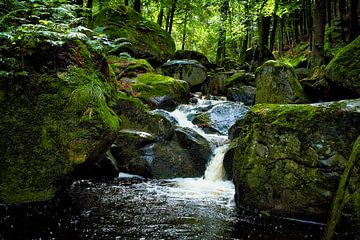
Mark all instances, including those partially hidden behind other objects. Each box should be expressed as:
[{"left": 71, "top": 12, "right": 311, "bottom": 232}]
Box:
[
  {"left": 170, "top": 50, "right": 211, "bottom": 68},
  {"left": 255, "top": 60, "right": 309, "bottom": 104},
  {"left": 158, "top": 60, "right": 207, "bottom": 87},
  {"left": 231, "top": 99, "right": 360, "bottom": 223},
  {"left": 0, "top": 37, "right": 120, "bottom": 203},
  {"left": 224, "top": 71, "right": 255, "bottom": 88},
  {"left": 227, "top": 86, "right": 256, "bottom": 106},
  {"left": 325, "top": 36, "right": 360, "bottom": 98},
  {"left": 90, "top": 6, "right": 175, "bottom": 66},
  {"left": 151, "top": 140, "right": 208, "bottom": 178},
  {"left": 300, "top": 66, "right": 331, "bottom": 102},
  {"left": 131, "top": 73, "right": 190, "bottom": 110}
]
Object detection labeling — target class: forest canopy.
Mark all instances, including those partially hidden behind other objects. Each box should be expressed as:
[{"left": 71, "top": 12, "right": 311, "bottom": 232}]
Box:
[{"left": 1, "top": 0, "right": 358, "bottom": 64}]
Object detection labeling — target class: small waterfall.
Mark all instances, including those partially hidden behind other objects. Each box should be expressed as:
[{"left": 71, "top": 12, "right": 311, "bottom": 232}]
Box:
[
  {"left": 167, "top": 98, "right": 246, "bottom": 182},
  {"left": 204, "top": 144, "right": 228, "bottom": 181}
]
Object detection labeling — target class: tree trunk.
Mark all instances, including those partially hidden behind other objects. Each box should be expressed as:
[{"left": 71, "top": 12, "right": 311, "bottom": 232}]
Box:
[
  {"left": 125, "top": 0, "right": 129, "bottom": 6},
  {"left": 165, "top": 8, "right": 170, "bottom": 32},
  {"left": 312, "top": 0, "right": 326, "bottom": 66},
  {"left": 327, "top": 0, "right": 332, "bottom": 45},
  {"left": 349, "top": 0, "right": 359, "bottom": 41},
  {"left": 76, "top": 0, "right": 83, "bottom": 6},
  {"left": 157, "top": 2, "right": 164, "bottom": 27},
  {"left": 86, "top": 0, "right": 93, "bottom": 9},
  {"left": 241, "top": 0, "right": 249, "bottom": 62},
  {"left": 270, "top": 0, "right": 278, "bottom": 52},
  {"left": 134, "top": 0, "right": 141, "bottom": 13},
  {"left": 339, "top": 0, "right": 345, "bottom": 41},
  {"left": 181, "top": 7, "right": 189, "bottom": 50},
  {"left": 279, "top": 17, "right": 284, "bottom": 56},
  {"left": 216, "top": 0, "right": 229, "bottom": 64},
  {"left": 168, "top": 0, "right": 177, "bottom": 36}
]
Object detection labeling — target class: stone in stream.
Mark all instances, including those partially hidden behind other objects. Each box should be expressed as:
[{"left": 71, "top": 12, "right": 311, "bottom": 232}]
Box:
[
  {"left": 158, "top": 60, "right": 207, "bottom": 87},
  {"left": 170, "top": 50, "right": 212, "bottom": 68},
  {"left": 255, "top": 60, "right": 309, "bottom": 104},
  {"left": 131, "top": 73, "right": 190, "bottom": 111},
  {"left": 227, "top": 86, "right": 256, "bottom": 106},
  {"left": 192, "top": 101, "right": 249, "bottom": 135},
  {"left": 230, "top": 99, "right": 360, "bottom": 235}
]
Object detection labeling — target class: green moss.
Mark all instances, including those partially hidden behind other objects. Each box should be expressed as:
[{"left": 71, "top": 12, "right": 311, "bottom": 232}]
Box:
[
  {"left": 325, "top": 36, "right": 360, "bottom": 94},
  {"left": 132, "top": 73, "right": 189, "bottom": 106},
  {"left": 224, "top": 71, "right": 245, "bottom": 87},
  {"left": 90, "top": 6, "right": 175, "bottom": 64},
  {"left": 325, "top": 135, "right": 360, "bottom": 239},
  {"left": 255, "top": 60, "right": 308, "bottom": 104},
  {"left": 0, "top": 66, "right": 119, "bottom": 204}
]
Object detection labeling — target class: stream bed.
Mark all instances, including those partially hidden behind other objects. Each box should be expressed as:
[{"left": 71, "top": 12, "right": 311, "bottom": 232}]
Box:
[
  {"left": 0, "top": 99, "right": 326, "bottom": 239},
  {"left": 0, "top": 176, "right": 325, "bottom": 240}
]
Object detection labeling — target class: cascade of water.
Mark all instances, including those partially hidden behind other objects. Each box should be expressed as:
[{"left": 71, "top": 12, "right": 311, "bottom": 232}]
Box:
[{"left": 168, "top": 99, "right": 231, "bottom": 181}]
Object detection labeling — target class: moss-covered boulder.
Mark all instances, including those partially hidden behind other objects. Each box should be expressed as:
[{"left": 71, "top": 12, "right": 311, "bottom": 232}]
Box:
[
  {"left": 107, "top": 55, "right": 154, "bottom": 79},
  {"left": 170, "top": 50, "right": 211, "bottom": 68},
  {"left": 0, "top": 38, "right": 120, "bottom": 203},
  {"left": 325, "top": 36, "right": 360, "bottom": 97},
  {"left": 232, "top": 100, "right": 360, "bottom": 228},
  {"left": 224, "top": 71, "right": 256, "bottom": 88},
  {"left": 255, "top": 60, "right": 309, "bottom": 104},
  {"left": 132, "top": 73, "right": 190, "bottom": 110},
  {"left": 158, "top": 60, "right": 207, "bottom": 87},
  {"left": 90, "top": 6, "right": 175, "bottom": 66}
]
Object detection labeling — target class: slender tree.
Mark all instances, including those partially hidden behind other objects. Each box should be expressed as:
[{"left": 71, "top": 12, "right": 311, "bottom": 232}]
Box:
[
  {"left": 181, "top": 3, "right": 190, "bottom": 50},
  {"left": 312, "top": 0, "right": 326, "bottom": 66},
  {"left": 269, "top": 0, "right": 278, "bottom": 52},
  {"left": 168, "top": 0, "right": 177, "bottom": 35},
  {"left": 134, "top": 0, "right": 141, "bottom": 13},
  {"left": 349, "top": 0, "right": 359, "bottom": 41},
  {"left": 125, "top": 0, "right": 129, "bottom": 6},
  {"left": 216, "top": 0, "right": 229, "bottom": 64},
  {"left": 157, "top": 0, "right": 164, "bottom": 27}
]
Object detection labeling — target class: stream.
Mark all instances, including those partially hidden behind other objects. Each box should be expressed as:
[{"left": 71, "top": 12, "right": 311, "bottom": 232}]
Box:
[{"left": 0, "top": 99, "right": 325, "bottom": 239}]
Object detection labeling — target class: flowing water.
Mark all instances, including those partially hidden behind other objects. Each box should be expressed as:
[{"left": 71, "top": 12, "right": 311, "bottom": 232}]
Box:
[{"left": 0, "top": 99, "right": 325, "bottom": 239}]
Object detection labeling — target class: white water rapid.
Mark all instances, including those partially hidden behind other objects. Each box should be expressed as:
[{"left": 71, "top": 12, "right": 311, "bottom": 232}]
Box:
[{"left": 155, "top": 98, "right": 247, "bottom": 199}]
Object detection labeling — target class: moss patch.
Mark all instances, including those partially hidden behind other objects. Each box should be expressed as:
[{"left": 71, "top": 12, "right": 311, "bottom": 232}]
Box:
[{"left": 325, "top": 36, "right": 360, "bottom": 95}]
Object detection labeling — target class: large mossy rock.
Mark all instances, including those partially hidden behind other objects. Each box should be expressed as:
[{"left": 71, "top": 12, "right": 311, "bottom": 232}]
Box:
[
  {"left": 325, "top": 36, "right": 360, "bottom": 97},
  {"left": 232, "top": 100, "right": 360, "bottom": 224},
  {"left": 158, "top": 60, "right": 207, "bottom": 87},
  {"left": 132, "top": 73, "right": 190, "bottom": 110},
  {"left": 170, "top": 50, "right": 211, "bottom": 67},
  {"left": 90, "top": 6, "right": 175, "bottom": 66},
  {"left": 255, "top": 60, "right": 309, "bottom": 104},
  {"left": 0, "top": 38, "right": 121, "bottom": 204}
]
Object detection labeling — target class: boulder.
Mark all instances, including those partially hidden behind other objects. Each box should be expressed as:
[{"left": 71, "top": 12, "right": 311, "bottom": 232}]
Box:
[
  {"left": 227, "top": 86, "right": 256, "bottom": 106},
  {"left": 300, "top": 66, "right": 332, "bottom": 102},
  {"left": 131, "top": 73, "right": 190, "bottom": 110},
  {"left": 158, "top": 60, "right": 207, "bottom": 87},
  {"left": 151, "top": 139, "right": 209, "bottom": 179},
  {"left": 231, "top": 100, "right": 360, "bottom": 226},
  {"left": 90, "top": 6, "right": 175, "bottom": 66},
  {"left": 170, "top": 50, "right": 211, "bottom": 67},
  {"left": 0, "top": 38, "right": 120, "bottom": 203},
  {"left": 191, "top": 101, "right": 249, "bottom": 135},
  {"left": 325, "top": 36, "right": 360, "bottom": 98},
  {"left": 224, "top": 71, "right": 255, "bottom": 88},
  {"left": 255, "top": 60, "right": 309, "bottom": 104}
]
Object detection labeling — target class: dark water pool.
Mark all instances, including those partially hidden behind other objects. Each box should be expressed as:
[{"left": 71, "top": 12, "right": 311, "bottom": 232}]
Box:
[{"left": 0, "top": 177, "right": 327, "bottom": 240}]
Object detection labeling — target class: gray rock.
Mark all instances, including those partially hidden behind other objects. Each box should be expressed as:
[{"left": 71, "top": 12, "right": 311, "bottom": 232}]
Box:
[{"left": 158, "top": 60, "right": 207, "bottom": 87}]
